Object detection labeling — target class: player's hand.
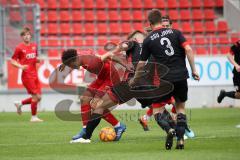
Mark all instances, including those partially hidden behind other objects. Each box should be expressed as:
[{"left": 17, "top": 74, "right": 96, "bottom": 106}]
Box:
[
  {"left": 236, "top": 65, "right": 240, "bottom": 72},
  {"left": 125, "top": 64, "right": 134, "bottom": 73},
  {"left": 192, "top": 72, "right": 200, "bottom": 81},
  {"left": 21, "top": 65, "right": 28, "bottom": 70},
  {"left": 128, "top": 78, "right": 135, "bottom": 87},
  {"left": 59, "top": 64, "right": 66, "bottom": 72}
]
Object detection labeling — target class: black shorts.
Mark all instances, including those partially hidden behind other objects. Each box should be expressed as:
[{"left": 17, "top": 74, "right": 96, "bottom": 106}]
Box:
[
  {"left": 151, "top": 79, "right": 188, "bottom": 103},
  {"left": 233, "top": 73, "right": 240, "bottom": 91}
]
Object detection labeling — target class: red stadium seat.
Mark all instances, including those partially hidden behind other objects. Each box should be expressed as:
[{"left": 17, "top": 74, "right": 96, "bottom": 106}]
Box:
[
  {"left": 120, "top": 0, "right": 132, "bottom": 9},
  {"left": 48, "top": 0, "right": 58, "bottom": 9},
  {"left": 205, "top": 21, "right": 216, "bottom": 33},
  {"left": 167, "top": 0, "right": 178, "bottom": 8},
  {"left": 179, "top": 0, "right": 191, "bottom": 8},
  {"left": 60, "top": 23, "right": 71, "bottom": 35},
  {"left": 48, "top": 23, "right": 59, "bottom": 35},
  {"left": 34, "top": 0, "right": 47, "bottom": 8},
  {"left": 48, "top": 50, "right": 60, "bottom": 57},
  {"left": 203, "top": 0, "right": 215, "bottom": 8},
  {"left": 132, "top": 10, "right": 144, "bottom": 21},
  {"left": 84, "top": 10, "right": 95, "bottom": 21},
  {"left": 47, "top": 39, "right": 60, "bottom": 47},
  {"left": 172, "top": 22, "right": 181, "bottom": 30},
  {"left": 109, "top": 22, "right": 121, "bottom": 34},
  {"left": 40, "top": 39, "right": 47, "bottom": 47},
  {"left": 24, "top": 0, "right": 32, "bottom": 4},
  {"left": 40, "top": 11, "right": 46, "bottom": 22},
  {"left": 133, "top": 22, "right": 143, "bottom": 31},
  {"left": 132, "top": 0, "right": 144, "bottom": 9},
  {"left": 96, "top": 0, "right": 107, "bottom": 9},
  {"left": 26, "top": 11, "right": 33, "bottom": 21},
  {"left": 73, "top": 39, "right": 84, "bottom": 46},
  {"left": 109, "top": 11, "right": 120, "bottom": 21},
  {"left": 204, "top": 9, "right": 215, "bottom": 20},
  {"left": 181, "top": 22, "right": 193, "bottom": 33},
  {"left": 180, "top": 9, "right": 191, "bottom": 21},
  {"left": 9, "top": 10, "right": 22, "bottom": 22},
  {"left": 97, "top": 36, "right": 109, "bottom": 46},
  {"left": 192, "top": 9, "right": 204, "bottom": 20},
  {"left": 97, "top": 23, "right": 108, "bottom": 34},
  {"left": 83, "top": 0, "right": 95, "bottom": 8},
  {"left": 195, "top": 37, "right": 207, "bottom": 45},
  {"left": 195, "top": 47, "right": 208, "bottom": 55},
  {"left": 72, "top": 10, "right": 83, "bottom": 21},
  {"left": 48, "top": 11, "right": 58, "bottom": 22},
  {"left": 216, "top": 0, "right": 223, "bottom": 7},
  {"left": 121, "top": 22, "right": 133, "bottom": 34},
  {"left": 120, "top": 10, "right": 132, "bottom": 21},
  {"left": 59, "top": 0, "right": 70, "bottom": 9},
  {"left": 220, "top": 46, "right": 229, "bottom": 55},
  {"left": 71, "top": 0, "right": 83, "bottom": 9},
  {"left": 60, "top": 38, "right": 74, "bottom": 47},
  {"left": 84, "top": 23, "right": 96, "bottom": 34},
  {"left": 191, "top": 0, "right": 202, "bottom": 8},
  {"left": 72, "top": 23, "right": 83, "bottom": 34},
  {"left": 108, "top": 0, "right": 118, "bottom": 8},
  {"left": 230, "top": 33, "right": 240, "bottom": 43},
  {"left": 96, "top": 10, "right": 108, "bottom": 21},
  {"left": 85, "top": 36, "right": 95, "bottom": 46},
  {"left": 40, "top": 24, "right": 47, "bottom": 35},
  {"left": 168, "top": 10, "right": 180, "bottom": 21},
  {"left": 144, "top": 0, "right": 155, "bottom": 9},
  {"left": 193, "top": 21, "right": 205, "bottom": 33},
  {"left": 219, "top": 35, "right": 230, "bottom": 44},
  {"left": 209, "top": 37, "right": 219, "bottom": 45},
  {"left": 208, "top": 46, "right": 219, "bottom": 55},
  {"left": 217, "top": 21, "right": 228, "bottom": 32},
  {"left": 60, "top": 11, "right": 71, "bottom": 22},
  {"left": 156, "top": 0, "right": 166, "bottom": 9}
]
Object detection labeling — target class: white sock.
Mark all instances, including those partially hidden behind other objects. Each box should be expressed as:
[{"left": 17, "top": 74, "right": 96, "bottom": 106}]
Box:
[
  {"left": 32, "top": 115, "right": 37, "bottom": 119},
  {"left": 143, "top": 115, "right": 150, "bottom": 121},
  {"left": 114, "top": 122, "right": 121, "bottom": 128},
  {"left": 83, "top": 126, "right": 86, "bottom": 129}
]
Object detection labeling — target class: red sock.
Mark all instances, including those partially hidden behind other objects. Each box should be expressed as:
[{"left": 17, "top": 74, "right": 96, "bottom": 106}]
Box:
[
  {"left": 171, "top": 105, "right": 177, "bottom": 114},
  {"left": 146, "top": 107, "right": 153, "bottom": 116},
  {"left": 81, "top": 104, "right": 91, "bottom": 126},
  {"left": 103, "top": 110, "right": 119, "bottom": 126},
  {"left": 31, "top": 101, "right": 38, "bottom": 116},
  {"left": 22, "top": 97, "right": 32, "bottom": 105}
]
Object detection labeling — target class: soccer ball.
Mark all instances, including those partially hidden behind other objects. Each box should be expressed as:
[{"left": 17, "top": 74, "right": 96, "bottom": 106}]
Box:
[{"left": 99, "top": 127, "right": 116, "bottom": 142}]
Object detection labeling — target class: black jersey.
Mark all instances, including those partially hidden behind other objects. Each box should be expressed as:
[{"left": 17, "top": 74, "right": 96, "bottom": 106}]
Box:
[
  {"left": 140, "top": 27, "right": 189, "bottom": 82},
  {"left": 230, "top": 43, "right": 240, "bottom": 74}
]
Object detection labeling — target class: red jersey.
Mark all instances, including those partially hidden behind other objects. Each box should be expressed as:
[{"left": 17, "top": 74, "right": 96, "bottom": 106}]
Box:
[
  {"left": 79, "top": 52, "right": 120, "bottom": 86},
  {"left": 12, "top": 43, "right": 38, "bottom": 78}
]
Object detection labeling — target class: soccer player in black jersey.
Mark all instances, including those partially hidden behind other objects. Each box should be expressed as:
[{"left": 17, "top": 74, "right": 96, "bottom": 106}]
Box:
[
  {"left": 218, "top": 40, "right": 240, "bottom": 103},
  {"left": 130, "top": 9, "right": 200, "bottom": 149}
]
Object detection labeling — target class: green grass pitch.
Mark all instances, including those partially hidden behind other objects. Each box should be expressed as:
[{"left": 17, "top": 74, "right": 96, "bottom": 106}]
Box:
[{"left": 0, "top": 108, "right": 240, "bottom": 160}]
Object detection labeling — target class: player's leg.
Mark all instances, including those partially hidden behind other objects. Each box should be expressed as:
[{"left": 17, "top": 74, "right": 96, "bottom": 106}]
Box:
[
  {"left": 14, "top": 97, "right": 32, "bottom": 115},
  {"left": 72, "top": 89, "right": 94, "bottom": 140},
  {"left": 173, "top": 80, "right": 188, "bottom": 149},
  {"left": 218, "top": 74, "right": 240, "bottom": 103},
  {"left": 30, "top": 93, "right": 43, "bottom": 122},
  {"left": 153, "top": 101, "right": 176, "bottom": 150},
  {"left": 79, "top": 93, "right": 118, "bottom": 142},
  {"left": 139, "top": 107, "right": 152, "bottom": 131}
]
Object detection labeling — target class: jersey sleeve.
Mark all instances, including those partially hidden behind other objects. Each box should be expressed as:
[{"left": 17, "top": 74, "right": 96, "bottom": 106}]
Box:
[
  {"left": 177, "top": 30, "right": 188, "bottom": 48},
  {"left": 12, "top": 47, "right": 21, "bottom": 61},
  {"left": 140, "top": 39, "right": 151, "bottom": 61}
]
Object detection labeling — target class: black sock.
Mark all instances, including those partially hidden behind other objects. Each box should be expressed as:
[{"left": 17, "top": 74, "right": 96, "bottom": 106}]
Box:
[
  {"left": 225, "top": 91, "right": 236, "bottom": 98},
  {"left": 82, "top": 113, "right": 102, "bottom": 139},
  {"left": 154, "top": 110, "right": 174, "bottom": 133},
  {"left": 176, "top": 113, "right": 187, "bottom": 140}
]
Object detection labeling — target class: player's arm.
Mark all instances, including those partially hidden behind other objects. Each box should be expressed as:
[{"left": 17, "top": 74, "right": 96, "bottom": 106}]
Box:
[
  {"left": 11, "top": 47, "right": 28, "bottom": 70},
  {"left": 184, "top": 44, "right": 200, "bottom": 80},
  {"left": 129, "top": 39, "right": 149, "bottom": 86},
  {"left": 227, "top": 50, "right": 240, "bottom": 72}
]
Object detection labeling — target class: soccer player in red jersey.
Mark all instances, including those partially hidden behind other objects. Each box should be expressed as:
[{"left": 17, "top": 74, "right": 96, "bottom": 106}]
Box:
[
  {"left": 59, "top": 48, "right": 132, "bottom": 142},
  {"left": 10, "top": 27, "right": 43, "bottom": 122}
]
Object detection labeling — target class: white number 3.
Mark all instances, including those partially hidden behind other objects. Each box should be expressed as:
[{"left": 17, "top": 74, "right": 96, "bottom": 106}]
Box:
[{"left": 160, "top": 37, "right": 175, "bottom": 56}]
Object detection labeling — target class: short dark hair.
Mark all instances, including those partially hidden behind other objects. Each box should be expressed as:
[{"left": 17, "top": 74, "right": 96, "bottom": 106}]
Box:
[
  {"left": 127, "top": 30, "right": 146, "bottom": 40},
  {"left": 148, "top": 9, "right": 162, "bottom": 25},
  {"left": 20, "top": 27, "right": 31, "bottom": 36},
  {"left": 61, "top": 49, "right": 78, "bottom": 65},
  {"left": 162, "top": 15, "right": 172, "bottom": 25}
]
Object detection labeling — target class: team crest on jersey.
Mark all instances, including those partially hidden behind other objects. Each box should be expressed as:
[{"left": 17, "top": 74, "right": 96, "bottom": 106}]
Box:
[
  {"left": 22, "top": 49, "right": 26, "bottom": 53},
  {"left": 32, "top": 46, "right": 36, "bottom": 50}
]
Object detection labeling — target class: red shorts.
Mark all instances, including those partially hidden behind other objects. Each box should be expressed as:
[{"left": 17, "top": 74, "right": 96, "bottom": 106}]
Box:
[
  {"left": 22, "top": 77, "right": 41, "bottom": 95},
  {"left": 87, "top": 78, "right": 112, "bottom": 97},
  {"left": 152, "top": 96, "right": 175, "bottom": 108}
]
